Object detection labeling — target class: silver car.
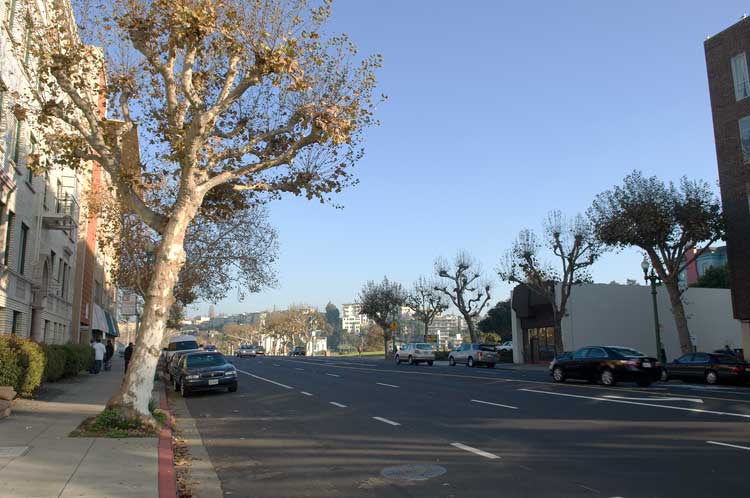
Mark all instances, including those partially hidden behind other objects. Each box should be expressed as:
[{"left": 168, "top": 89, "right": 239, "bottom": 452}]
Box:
[
  {"left": 395, "top": 343, "right": 435, "bottom": 365},
  {"left": 449, "top": 343, "right": 498, "bottom": 368},
  {"left": 235, "top": 345, "right": 256, "bottom": 358}
]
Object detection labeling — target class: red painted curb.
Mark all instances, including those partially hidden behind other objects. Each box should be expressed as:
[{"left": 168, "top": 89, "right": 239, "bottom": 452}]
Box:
[{"left": 159, "top": 386, "right": 177, "bottom": 498}]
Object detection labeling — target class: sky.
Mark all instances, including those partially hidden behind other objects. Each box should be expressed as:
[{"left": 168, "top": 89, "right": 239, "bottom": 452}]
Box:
[{"left": 191, "top": 0, "right": 747, "bottom": 317}]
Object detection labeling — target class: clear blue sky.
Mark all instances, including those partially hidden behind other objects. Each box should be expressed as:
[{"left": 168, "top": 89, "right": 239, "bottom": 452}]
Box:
[{"left": 191, "top": 0, "right": 744, "bottom": 317}]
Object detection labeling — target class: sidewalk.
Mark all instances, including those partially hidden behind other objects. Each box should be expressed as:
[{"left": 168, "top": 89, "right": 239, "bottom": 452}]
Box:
[{"left": 0, "top": 357, "right": 159, "bottom": 498}]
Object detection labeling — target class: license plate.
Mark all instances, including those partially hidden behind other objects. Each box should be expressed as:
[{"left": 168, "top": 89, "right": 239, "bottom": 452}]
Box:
[
  {"left": 642, "top": 361, "right": 652, "bottom": 368},
  {"left": 208, "top": 379, "right": 219, "bottom": 386}
]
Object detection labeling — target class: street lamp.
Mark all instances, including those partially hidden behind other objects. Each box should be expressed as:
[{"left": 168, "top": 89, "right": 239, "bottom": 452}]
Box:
[{"left": 641, "top": 256, "right": 666, "bottom": 363}]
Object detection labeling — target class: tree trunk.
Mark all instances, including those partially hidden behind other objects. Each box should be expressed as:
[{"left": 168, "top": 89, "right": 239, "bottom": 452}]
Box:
[
  {"left": 105, "top": 199, "right": 199, "bottom": 420},
  {"left": 465, "top": 315, "right": 479, "bottom": 343},
  {"left": 383, "top": 332, "right": 388, "bottom": 359},
  {"left": 665, "top": 281, "right": 693, "bottom": 354},
  {"left": 423, "top": 320, "right": 428, "bottom": 343},
  {"left": 553, "top": 315, "right": 563, "bottom": 356}
]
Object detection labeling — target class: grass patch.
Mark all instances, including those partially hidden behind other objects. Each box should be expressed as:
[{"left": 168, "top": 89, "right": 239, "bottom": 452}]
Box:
[
  {"left": 336, "top": 351, "right": 385, "bottom": 357},
  {"left": 70, "top": 409, "right": 163, "bottom": 438}
]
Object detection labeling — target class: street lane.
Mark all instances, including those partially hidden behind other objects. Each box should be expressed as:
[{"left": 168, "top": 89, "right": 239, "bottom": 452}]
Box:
[{"left": 183, "top": 356, "right": 750, "bottom": 497}]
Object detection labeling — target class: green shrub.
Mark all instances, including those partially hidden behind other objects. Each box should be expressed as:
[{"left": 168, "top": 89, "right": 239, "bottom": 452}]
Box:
[
  {"left": 0, "top": 347, "right": 21, "bottom": 389},
  {"left": 14, "top": 339, "right": 45, "bottom": 396},
  {"left": 434, "top": 351, "right": 449, "bottom": 361},
  {"left": 42, "top": 345, "right": 67, "bottom": 382}
]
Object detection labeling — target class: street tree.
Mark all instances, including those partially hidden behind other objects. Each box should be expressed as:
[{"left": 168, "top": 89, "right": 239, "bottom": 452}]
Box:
[
  {"left": 36, "top": 0, "right": 381, "bottom": 419},
  {"left": 693, "top": 265, "right": 730, "bottom": 289},
  {"left": 324, "top": 302, "right": 343, "bottom": 350},
  {"left": 434, "top": 252, "right": 491, "bottom": 343},
  {"left": 358, "top": 277, "right": 405, "bottom": 358},
  {"left": 405, "top": 276, "right": 448, "bottom": 342},
  {"left": 499, "top": 211, "right": 601, "bottom": 354},
  {"left": 589, "top": 171, "right": 724, "bottom": 354},
  {"left": 477, "top": 299, "right": 512, "bottom": 339}
]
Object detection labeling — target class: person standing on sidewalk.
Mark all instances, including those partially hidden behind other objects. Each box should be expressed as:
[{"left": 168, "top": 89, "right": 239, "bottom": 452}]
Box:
[
  {"left": 124, "top": 342, "right": 134, "bottom": 372},
  {"left": 104, "top": 340, "right": 114, "bottom": 371},
  {"left": 92, "top": 338, "right": 106, "bottom": 374}
]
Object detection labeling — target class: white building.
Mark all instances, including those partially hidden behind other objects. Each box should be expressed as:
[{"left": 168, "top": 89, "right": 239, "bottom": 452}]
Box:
[
  {"left": 511, "top": 283, "right": 749, "bottom": 364},
  {"left": 341, "top": 303, "right": 370, "bottom": 333}
]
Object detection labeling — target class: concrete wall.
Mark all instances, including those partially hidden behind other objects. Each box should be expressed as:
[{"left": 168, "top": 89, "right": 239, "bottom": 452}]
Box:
[{"left": 512, "top": 283, "right": 744, "bottom": 363}]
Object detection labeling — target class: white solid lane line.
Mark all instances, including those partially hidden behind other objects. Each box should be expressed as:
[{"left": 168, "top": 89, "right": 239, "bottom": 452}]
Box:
[
  {"left": 295, "top": 368, "right": 304, "bottom": 371},
  {"left": 326, "top": 373, "right": 341, "bottom": 377},
  {"left": 372, "top": 416, "right": 401, "bottom": 426},
  {"left": 603, "top": 395, "right": 703, "bottom": 404},
  {"left": 329, "top": 402, "right": 347, "bottom": 408},
  {"left": 450, "top": 442, "right": 500, "bottom": 460},
  {"left": 236, "top": 369, "right": 294, "bottom": 389},
  {"left": 520, "top": 388, "right": 750, "bottom": 419},
  {"left": 707, "top": 440, "right": 750, "bottom": 451},
  {"left": 376, "top": 382, "right": 400, "bottom": 388},
  {"left": 471, "top": 399, "right": 519, "bottom": 410},
  {"left": 273, "top": 363, "right": 280, "bottom": 366},
  {"left": 300, "top": 391, "right": 313, "bottom": 396}
]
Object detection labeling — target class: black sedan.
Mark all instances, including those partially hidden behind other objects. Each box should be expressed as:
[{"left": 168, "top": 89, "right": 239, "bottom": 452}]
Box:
[
  {"left": 551, "top": 346, "right": 661, "bottom": 387},
  {"left": 172, "top": 352, "right": 238, "bottom": 396},
  {"left": 664, "top": 352, "right": 749, "bottom": 385}
]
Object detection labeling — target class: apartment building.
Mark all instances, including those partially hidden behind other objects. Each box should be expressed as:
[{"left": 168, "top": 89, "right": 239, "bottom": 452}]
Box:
[
  {"left": 705, "top": 18, "right": 750, "bottom": 355},
  {"left": 341, "top": 303, "right": 372, "bottom": 333}
]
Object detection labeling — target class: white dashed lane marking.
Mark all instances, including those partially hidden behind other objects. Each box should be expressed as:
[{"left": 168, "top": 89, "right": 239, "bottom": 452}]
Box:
[
  {"left": 329, "top": 402, "right": 347, "bottom": 408},
  {"left": 326, "top": 373, "right": 341, "bottom": 378},
  {"left": 450, "top": 442, "right": 500, "bottom": 460},
  {"left": 376, "top": 382, "right": 399, "bottom": 388},
  {"left": 372, "top": 416, "right": 401, "bottom": 426},
  {"left": 236, "top": 370, "right": 294, "bottom": 389},
  {"left": 300, "top": 391, "right": 313, "bottom": 396},
  {"left": 707, "top": 440, "right": 750, "bottom": 451},
  {"left": 471, "top": 399, "right": 518, "bottom": 410}
]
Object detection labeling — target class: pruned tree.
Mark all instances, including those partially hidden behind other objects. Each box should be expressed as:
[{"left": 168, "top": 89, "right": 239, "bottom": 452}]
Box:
[
  {"left": 589, "top": 171, "right": 724, "bottom": 354},
  {"left": 405, "top": 276, "right": 448, "bottom": 342},
  {"left": 499, "top": 211, "right": 601, "bottom": 354},
  {"left": 434, "top": 251, "right": 491, "bottom": 343},
  {"left": 34, "top": 0, "right": 381, "bottom": 419},
  {"left": 358, "top": 277, "right": 404, "bottom": 358}
]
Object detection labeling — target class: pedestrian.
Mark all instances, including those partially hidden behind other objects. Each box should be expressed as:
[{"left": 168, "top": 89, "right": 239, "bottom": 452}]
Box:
[
  {"left": 89, "top": 339, "right": 96, "bottom": 373},
  {"left": 104, "top": 340, "right": 114, "bottom": 371},
  {"left": 92, "top": 338, "right": 106, "bottom": 374},
  {"left": 124, "top": 342, "right": 134, "bottom": 372}
]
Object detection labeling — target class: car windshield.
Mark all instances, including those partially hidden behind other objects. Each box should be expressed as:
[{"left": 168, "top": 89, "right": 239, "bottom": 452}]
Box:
[
  {"left": 186, "top": 354, "right": 227, "bottom": 368},
  {"left": 608, "top": 347, "right": 645, "bottom": 358},
  {"left": 416, "top": 344, "right": 433, "bottom": 350},
  {"left": 171, "top": 340, "right": 199, "bottom": 351}
]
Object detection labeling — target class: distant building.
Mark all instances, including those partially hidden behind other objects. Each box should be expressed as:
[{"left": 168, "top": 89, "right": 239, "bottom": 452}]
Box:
[
  {"left": 341, "top": 303, "right": 370, "bottom": 333},
  {"left": 678, "top": 246, "right": 728, "bottom": 287}
]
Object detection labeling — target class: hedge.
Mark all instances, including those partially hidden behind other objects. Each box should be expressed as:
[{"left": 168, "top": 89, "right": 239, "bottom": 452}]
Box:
[{"left": 0, "top": 336, "right": 95, "bottom": 396}]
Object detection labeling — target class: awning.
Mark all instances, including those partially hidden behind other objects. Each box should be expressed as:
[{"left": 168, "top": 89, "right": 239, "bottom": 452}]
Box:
[{"left": 93, "top": 304, "right": 120, "bottom": 337}]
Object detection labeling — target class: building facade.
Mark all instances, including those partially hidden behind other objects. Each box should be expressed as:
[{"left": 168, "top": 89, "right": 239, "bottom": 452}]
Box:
[
  {"left": 705, "top": 18, "right": 750, "bottom": 355},
  {"left": 341, "top": 303, "right": 370, "bottom": 334},
  {"left": 678, "top": 246, "right": 728, "bottom": 287}
]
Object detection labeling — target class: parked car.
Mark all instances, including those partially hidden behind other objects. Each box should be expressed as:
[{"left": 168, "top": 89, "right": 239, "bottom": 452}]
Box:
[
  {"left": 449, "top": 343, "right": 498, "bottom": 368},
  {"left": 663, "top": 352, "right": 749, "bottom": 385},
  {"left": 164, "top": 335, "right": 201, "bottom": 362},
  {"left": 255, "top": 346, "right": 266, "bottom": 356},
  {"left": 204, "top": 345, "right": 217, "bottom": 352},
  {"left": 172, "top": 352, "right": 238, "bottom": 396},
  {"left": 549, "top": 351, "right": 574, "bottom": 373},
  {"left": 236, "top": 345, "right": 256, "bottom": 358},
  {"left": 395, "top": 343, "right": 435, "bottom": 365},
  {"left": 496, "top": 341, "right": 513, "bottom": 352},
  {"left": 551, "top": 346, "right": 661, "bottom": 387},
  {"left": 289, "top": 346, "right": 306, "bottom": 356},
  {"left": 167, "top": 351, "right": 191, "bottom": 383}
]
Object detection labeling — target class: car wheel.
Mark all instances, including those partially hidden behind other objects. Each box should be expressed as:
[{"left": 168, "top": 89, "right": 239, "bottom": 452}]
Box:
[
  {"left": 705, "top": 370, "right": 719, "bottom": 385},
  {"left": 636, "top": 379, "right": 652, "bottom": 387},
  {"left": 467, "top": 357, "right": 474, "bottom": 368},
  {"left": 228, "top": 384, "right": 238, "bottom": 393},
  {"left": 408, "top": 355, "right": 414, "bottom": 365},
  {"left": 661, "top": 369, "right": 669, "bottom": 382},
  {"left": 180, "top": 382, "right": 189, "bottom": 397},
  {"left": 394, "top": 354, "right": 400, "bottom": 365},
  {"left": 449, "top": 356, "right": 456, "bottom": 366},
  {"left": 552, "top": 367, "right": 565, "bottom": 383},
  {"left": 427, "top": 361, "right": 434, "bottom": 366},
  {"left": 600, "top": 368, "right": 616, "bottom": 386}
]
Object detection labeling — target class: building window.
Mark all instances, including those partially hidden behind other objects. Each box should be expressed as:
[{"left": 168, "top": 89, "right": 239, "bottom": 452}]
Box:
[
  {"left": 740, "top": 116, "right": 750, "bottom": 163},
  {"left": 4, "top": 211, "right": 14, "bottom": 266},
  {"left": 60, "top": 262, "right": 67, "bottom": 299},
  {"left": 27, "top": 136, "right": 35, "bottom": 184},
  {"left": 11, "top": 311, "right": 21, "bottom": 335},
  {"left": 732, "top": 53, "right": 750, "bottom": 100},
  {"left": 18, "top": 223, "right": 28, "bottom": 274},
  {"left": 50, "top": 249, "right": 55, "bottom": 276}
]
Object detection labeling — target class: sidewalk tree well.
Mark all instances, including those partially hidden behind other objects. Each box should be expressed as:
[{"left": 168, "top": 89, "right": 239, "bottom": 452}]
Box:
[
  {"left": 358, "top": 277, "right": 405, "bottom": 358},
  {"left": 499, "top": 211, "right": 601, "bottom": 354},
  {"left": 405, "top": 276, "right": 448, "bottom": 342},
  {"left": 589, "top": 171, "right": 724, "bottom": 354},
  {"left": 434, "top": 251, "right": 491, "bottom": 343},
  {"left": 36, "top": 0, "right": 381, "bottom": 420}
]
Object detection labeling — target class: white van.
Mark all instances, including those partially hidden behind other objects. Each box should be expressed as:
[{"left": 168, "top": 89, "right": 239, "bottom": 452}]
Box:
[{"left": 164, "top": 335, "right": 201, "bottom": 361}]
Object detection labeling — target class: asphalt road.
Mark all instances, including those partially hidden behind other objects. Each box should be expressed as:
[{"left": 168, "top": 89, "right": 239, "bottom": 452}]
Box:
[{"left": 181, "top": 356, "right": 750, "bottom": 498}]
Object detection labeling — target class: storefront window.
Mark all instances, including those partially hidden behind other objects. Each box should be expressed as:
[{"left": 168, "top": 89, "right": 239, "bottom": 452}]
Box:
[{"left": 525, "top": 326, "right": 556, "bottom": 362}]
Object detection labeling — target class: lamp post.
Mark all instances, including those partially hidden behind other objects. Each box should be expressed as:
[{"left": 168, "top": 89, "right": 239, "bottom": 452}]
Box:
[{"left": 641, "top": 256, "right": 666, "bottom": 363}]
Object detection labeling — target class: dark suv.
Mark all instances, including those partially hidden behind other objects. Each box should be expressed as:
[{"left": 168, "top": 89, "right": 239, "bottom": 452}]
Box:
[
  {"left": 290, "top": 346, "right": 306, "bottom": 356},
  {"left": 551, "top": 346, "right": 661, "bottom": 387}
]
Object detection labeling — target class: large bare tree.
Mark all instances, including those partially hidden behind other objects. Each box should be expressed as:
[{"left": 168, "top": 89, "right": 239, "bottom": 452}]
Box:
[
  {"left": 358, "top": 277, "right": 404, "bottom": 358},
  {"left": 589, "top": 171, "right": 724, "bottom": 354},
  {"left": 498, "top": 211, "right": 601, "bottom": 355},
  {"left": 405, "top": 276, "right": 448, "bottom": 342},
  {"left": 434, "top": 252, "right": 491, "bottom": 343},
  {"left": 35, "top": 0, "right": 381, "bottom": 419}
]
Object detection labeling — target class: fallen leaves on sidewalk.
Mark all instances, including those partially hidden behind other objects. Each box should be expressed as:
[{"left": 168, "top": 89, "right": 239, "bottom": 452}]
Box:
[{"left": 173, "top": 434, "right": 196, "bottom": 498}]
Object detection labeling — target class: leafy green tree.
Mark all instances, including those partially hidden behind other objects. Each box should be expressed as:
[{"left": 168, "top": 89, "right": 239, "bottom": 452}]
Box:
[
  {"left": 693, "top": 265, "right": 730, "bottom": 289},
  {"left": 590, "top": 171, "right": 724, "bottom": 354},
  {"left": 325, "top": 302, "right": 343, "bottom": 350},
  {"left": 358, "top": 278, "right": 405, "bottom": 358},
  {"left": 478, "top": 300, "right": 512, "bottom": 339}
]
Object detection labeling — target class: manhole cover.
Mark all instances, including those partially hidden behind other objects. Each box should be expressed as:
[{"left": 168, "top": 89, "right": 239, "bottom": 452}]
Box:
[{"left": 381, "top": 464, "right": 447, "bottom": 481}]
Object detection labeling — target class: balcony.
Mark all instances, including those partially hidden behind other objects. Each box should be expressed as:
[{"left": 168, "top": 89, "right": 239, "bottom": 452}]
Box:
[{"left": 43, "top": 193, "right": 79, "bottom": 231}]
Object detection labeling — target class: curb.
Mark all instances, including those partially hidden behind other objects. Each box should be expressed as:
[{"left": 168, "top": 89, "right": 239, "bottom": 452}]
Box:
[{"left": 159, "top": 385, "right": 177, "bottom": 498}]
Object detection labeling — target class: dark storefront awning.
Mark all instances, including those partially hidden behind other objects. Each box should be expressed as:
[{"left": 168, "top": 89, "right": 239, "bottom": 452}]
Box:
[{"left": 93, "top": 304, "right": 120, "bottom": 337}]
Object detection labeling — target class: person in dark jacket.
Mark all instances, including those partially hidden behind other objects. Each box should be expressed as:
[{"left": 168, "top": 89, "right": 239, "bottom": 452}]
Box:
[
  {"left": 124, "top": 342, "right": 134, "bottom": 372},
  {"left": 104, "top": 340, "right": 115, "bottom": 371}
]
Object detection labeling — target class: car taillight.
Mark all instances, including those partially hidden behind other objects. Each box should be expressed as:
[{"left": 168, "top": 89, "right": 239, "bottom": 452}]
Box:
[
  {"left": 655, "top": 361, "right": 662, "bottom": 368},
  {"left": 732, "top": 365, "right": 744, "bottom": 374},
  {"left": 621, "top": 360, "right": 639, "bottom": 367},
  {"left": 478, "top": 352, "right": 483, "bottom": 358}
]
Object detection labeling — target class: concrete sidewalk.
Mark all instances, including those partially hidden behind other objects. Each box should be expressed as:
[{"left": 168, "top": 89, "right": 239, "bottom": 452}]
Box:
[{"left": 0, "top": 358, "right": 159, "bottom": 498}]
